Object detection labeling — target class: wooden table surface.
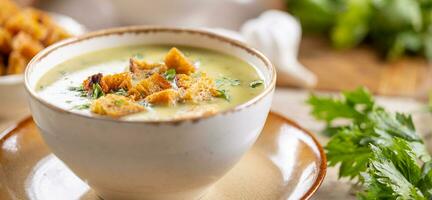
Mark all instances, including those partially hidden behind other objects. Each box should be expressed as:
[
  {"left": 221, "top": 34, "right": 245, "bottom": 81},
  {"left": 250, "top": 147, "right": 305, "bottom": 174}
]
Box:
[{"left": 281, "top": 36, "right": 432, "bottom": 99}]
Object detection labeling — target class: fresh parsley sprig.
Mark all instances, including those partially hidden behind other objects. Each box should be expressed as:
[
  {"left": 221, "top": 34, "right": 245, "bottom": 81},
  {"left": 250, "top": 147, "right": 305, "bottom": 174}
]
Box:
[{"left": 308, "top": 87, "right": 432, "bottom": 199}]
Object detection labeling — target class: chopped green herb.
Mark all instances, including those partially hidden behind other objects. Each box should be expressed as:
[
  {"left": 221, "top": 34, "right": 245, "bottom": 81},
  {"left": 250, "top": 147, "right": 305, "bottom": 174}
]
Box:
[
  {"left": 249, "top": 80, "right": 264, "bottom": 88},
  {"left": 68, "top": 85, "right": 84, "bottom": 92},
  {"left": 114, "top": 88, "right": 128, "bottom": 96},
  {"left": 68, "top": 85, "right": 87, "bottom": 97},
  {"left": 183, "top": 51, "right": 191, "bottom": 57},
  {"left": 59, "top": 71, "right": 67, "bottom": 76},
  {"left": 114, "top": 99, "right": 125, "bottom": 107},
  {"left": 216, "top": 89, "right": 230, "bottom": 101},
  {"left": 216, "top": 76, "right": 241, "bottom": 87},
  {"left": 92, "top": 83, "right": 104, "bottom": 99},
  {"left": 164, "top": 69, "right": 176, "bottom": 81},
  {"left": 65, "top": 100, "right": 72, "bottom": 104},
  {"left": 133, "top": 53, "right": 144, "bottom": 59},
  {"left": 72, "top": 103, "right": 90, "bottom": 110}
]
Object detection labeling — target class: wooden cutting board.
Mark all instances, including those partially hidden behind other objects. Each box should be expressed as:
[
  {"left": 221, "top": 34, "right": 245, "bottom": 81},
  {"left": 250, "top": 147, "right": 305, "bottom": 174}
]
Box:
[{"left": 281, "top": 36, "right": 432, "bottom": 99}]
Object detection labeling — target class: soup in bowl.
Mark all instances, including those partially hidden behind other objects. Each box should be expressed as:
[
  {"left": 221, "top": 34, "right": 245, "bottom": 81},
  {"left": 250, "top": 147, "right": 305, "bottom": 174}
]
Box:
[{"left": 25, "top": 27, "right": 276, "bottom": 200}]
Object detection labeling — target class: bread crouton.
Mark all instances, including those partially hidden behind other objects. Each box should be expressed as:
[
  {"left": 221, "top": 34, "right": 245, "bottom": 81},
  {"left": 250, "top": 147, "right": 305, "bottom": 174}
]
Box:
[
  {"left": 0, "top": 28, "right": 11, "bottom": 54},
  {"left": 129, "top": 58, "right": 167, "bottom": 80},
  {"left": 175, "top": 74, "right": 192, "bottom": 88},
  {"left": 0, "top": 56, "right": 6, "bottom": 75},
  {"left": 100, "top": 72, "right": 132, "bottom": 93},
  {"left": 91, "top": 94, "right": 145, "bottom": 117},
  {"left": 42, "top": 26, "right": 70, "bottom": 46},
  {"left": 164, "top": 47, "right": 195, "bottom": 75},
  {"left": 83, "top": 73, "right": 103, "bottom": 92},
  {"left": 177, "top": 72, "right": 219, "bottom": 103},
  {"left": 4, "top": 9, "right": 49, "bottom": 41},
  {"left": 83, "top": 72, "right": 132, "bottom": 94},
  {"left": 11, "top": 31, "right": 43, "bottom": 59},
  {"left": 6, "top": 50, "right": 28, "bottom": 74},
  {"left": 145, "top": 89, "right": 179, "bottom": 106},
  {"left": 0, "top": 0, "right": 20, "bottom": 25},
  {"left": 128, "top": 73, "right": 172, "bottom": 100}
]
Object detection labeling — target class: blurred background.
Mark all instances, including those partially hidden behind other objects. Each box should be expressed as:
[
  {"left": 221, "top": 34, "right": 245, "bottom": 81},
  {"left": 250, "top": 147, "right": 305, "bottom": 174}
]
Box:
[
  {"left": 6, "top": 0, "right": 432, "bottom": 99},
  {"left": 30, "top": 0, "right": 432, "bottom": 99},
  {"left": 2, "top": 0, "right": 432, "bottom": 199}
]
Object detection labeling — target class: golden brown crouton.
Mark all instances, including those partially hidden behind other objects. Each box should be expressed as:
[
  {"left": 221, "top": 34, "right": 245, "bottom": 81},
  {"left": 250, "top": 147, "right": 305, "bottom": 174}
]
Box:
[
  {"left": 128, "top": 73, "right": 172, "bottom": 100},
  {"left": 129, "top": 58, "right": 167, "bottom": 80},
  {"left": 6, "top": 50, "right": 27, "bottom": 74},
  {"left": 0, "top": 0, "right": 20, "bottom": 25},
  {"left": 83, "top": 72, "right": 132, "bottom": 93},
  {"left": 11, "top": 31, "right": 43, "bottom": 59},
  {"left": 91, "top": 94, "right": 145, "bottom": 117},
  {"left": 177, "top": 72, "right": 219, "bottom": 103},
  {"left": 0, "top": 56, "right": 6, "bottom": 75},
  {"left": 83, "top": 73, "right": 103, "bottom": 92},
  {"left": 145, "top": 89, "right": 179, "bottom": 106},
  {"left": 42, "top": 26, "right": 71, "bottom": 46},
  {"left": 175, "top": 74, "right": 192, "bottom": 88},
  {"left": 4, "top": 9, "right": 49, "bottom": 41},
  {"left": 100, "top": 72, "right": 132, "bottom": 93},
  {"left": 164, "top": 47, "right": 195, "bottom": 75},
  {"left": 0, "top": 27, "right": 11, "bottom": 54}
]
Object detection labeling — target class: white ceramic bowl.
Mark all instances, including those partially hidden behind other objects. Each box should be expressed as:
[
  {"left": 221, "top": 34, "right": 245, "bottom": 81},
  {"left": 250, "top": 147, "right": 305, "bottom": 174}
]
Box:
[
  {"left": 0, "top": 13, "right": 85, "bottom": 119},
  {"left": 25, "top": 27, "right": 276, "bottom": 200}
]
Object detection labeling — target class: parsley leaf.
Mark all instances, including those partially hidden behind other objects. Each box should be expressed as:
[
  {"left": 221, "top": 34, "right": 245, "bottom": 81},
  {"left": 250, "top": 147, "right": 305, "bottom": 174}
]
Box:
[
  {"left": 216, "top": 89, "right": 230, "bottom": 101},
  {"left": 361, "top": 140, "right": 425, "bottom": 200},
  {"left": 249, "top": 80, "right": 264, "bottom": 88},
  {"left": 164, "top": 69, "right": 176, "bottom": 81},
  {"left": 92, "top": 83, "right": 104, "bottom": 99},
  {"left": 72, "top": 103, "right": 90, "bottom": 110},
  {"left": 215, "top": 76, "right": 241, "bottom": 87},
  {"left": 133, "top": 53, "right": 144, "bottom": 59},
  {"left": 113, "top": 88, "right": 128, "bottom": 96},
  {"left": 308, "top": 87, "right": 432, "bottom": 200},
  {"left": 68, "top": 85, "right": 87, "bottom": 97},
  {"left": 325, "top": 127, "right": 373, "bottom": 179}
]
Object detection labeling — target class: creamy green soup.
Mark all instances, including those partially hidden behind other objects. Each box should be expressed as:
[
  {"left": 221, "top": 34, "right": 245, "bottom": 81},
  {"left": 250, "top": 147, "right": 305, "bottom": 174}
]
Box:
[{"left": 36, "top": 45, "right": 264, "bottom": 120}]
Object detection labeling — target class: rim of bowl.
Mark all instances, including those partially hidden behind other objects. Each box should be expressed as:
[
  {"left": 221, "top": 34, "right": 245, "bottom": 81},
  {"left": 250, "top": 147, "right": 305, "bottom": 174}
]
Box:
[{"left": 24, "top": 26, "right": 277, "bottom": 125}]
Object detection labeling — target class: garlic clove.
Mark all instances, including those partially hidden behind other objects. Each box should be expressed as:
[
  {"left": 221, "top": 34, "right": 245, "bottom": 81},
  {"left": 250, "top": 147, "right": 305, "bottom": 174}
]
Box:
[{"left": 241, "top": 10, "right": 317, "bottom": 87}]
